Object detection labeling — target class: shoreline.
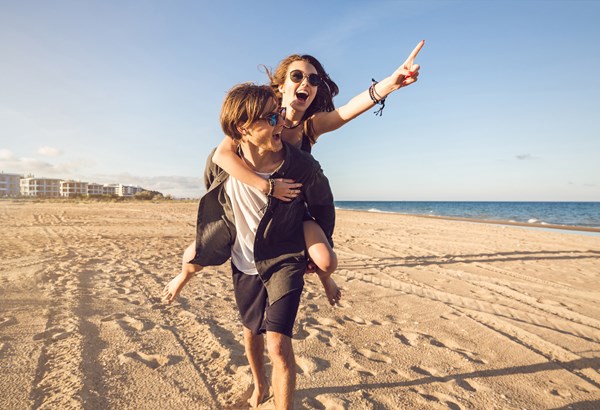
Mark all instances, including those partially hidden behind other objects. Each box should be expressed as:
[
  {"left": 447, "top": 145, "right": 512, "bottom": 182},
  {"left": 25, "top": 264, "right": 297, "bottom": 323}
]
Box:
[{"left": 336, "top": 207, "right": 600, "bottom": 233}]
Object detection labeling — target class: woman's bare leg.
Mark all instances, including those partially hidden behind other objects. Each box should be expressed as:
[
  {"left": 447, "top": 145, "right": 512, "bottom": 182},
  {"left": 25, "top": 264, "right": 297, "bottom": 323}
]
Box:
[
  {"left": 303, "top": 220, "right": 341, "bottom": 306},
  {"left": 162, "top": 241, "right": 202, "bottom": 304}
]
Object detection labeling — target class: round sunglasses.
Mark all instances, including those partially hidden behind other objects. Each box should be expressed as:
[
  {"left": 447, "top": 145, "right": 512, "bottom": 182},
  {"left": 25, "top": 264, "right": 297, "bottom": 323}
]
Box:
[
  {"left": 289, "top": 69, "right": 322, "bottom": 87},
  {"left": 260, "top": 107, "right": 286, "bottom": 126}
]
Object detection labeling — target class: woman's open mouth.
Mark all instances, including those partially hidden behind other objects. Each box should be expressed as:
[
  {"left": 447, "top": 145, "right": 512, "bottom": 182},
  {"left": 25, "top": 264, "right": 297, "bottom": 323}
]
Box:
[{"left": 295, "top": 90, "right": 309, "bottom": 102}]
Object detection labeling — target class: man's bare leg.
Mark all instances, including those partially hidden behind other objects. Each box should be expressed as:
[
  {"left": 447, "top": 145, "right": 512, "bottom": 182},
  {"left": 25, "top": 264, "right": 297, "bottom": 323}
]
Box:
[
  {"left": 244, "top": 327, "right": 269, "bottom": 408},
  {"left": 266, "top": 331, "right": 295, "bottom": 410}
]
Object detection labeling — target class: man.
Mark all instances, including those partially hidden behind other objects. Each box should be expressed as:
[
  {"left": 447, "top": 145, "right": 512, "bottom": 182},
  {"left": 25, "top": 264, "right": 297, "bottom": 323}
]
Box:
[{"left": 163, "top": 83, "right": 335, "bottom": 409}]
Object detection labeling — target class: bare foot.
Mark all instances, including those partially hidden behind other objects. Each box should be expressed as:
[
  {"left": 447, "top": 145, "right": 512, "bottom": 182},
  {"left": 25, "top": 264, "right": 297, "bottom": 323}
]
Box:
[
  {"left": 319, "top": 274, "right": 341, "bottom": 306},
  {"left": 247, "top": 383, "right": 270, "bottom": 408},
  {"left": 161, "top": 272, "right": 191, "bottom": 304}
]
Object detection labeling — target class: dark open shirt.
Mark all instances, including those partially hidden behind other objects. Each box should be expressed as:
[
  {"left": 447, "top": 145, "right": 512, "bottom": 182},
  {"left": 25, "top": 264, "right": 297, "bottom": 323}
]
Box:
[{"left": 190, "top": 142, "right": 335, "bottom": 303}]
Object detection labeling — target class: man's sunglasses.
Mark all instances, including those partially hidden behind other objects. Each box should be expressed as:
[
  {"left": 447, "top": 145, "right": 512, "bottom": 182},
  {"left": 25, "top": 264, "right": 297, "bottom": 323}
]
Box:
[
  {"left": 289, "top": 70, "right": 322, "bottom": 87},
  {"left": 260, "top": 107, "right": 286, "bottom": 127}
]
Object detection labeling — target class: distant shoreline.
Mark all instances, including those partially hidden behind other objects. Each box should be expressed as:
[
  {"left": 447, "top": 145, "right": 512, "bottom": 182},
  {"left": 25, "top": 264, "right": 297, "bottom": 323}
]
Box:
[{"left": 336, "top": 208, "right": 600, "bottom": 234}]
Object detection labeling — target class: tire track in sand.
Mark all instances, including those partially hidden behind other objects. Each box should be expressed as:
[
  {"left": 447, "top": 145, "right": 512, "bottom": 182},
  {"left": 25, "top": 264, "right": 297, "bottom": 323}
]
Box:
[{"left": 336, "top": 268, "right": 600, "bottom": 389}]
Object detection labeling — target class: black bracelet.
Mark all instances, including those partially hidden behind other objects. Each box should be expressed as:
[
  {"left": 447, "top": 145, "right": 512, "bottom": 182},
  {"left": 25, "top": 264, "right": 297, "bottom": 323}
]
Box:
[
  {"left": 370, "top": 78, "right": 386, "bottom": 116},
  {"left": 368, "top": 83, "right": 379, "bottom": 104}
]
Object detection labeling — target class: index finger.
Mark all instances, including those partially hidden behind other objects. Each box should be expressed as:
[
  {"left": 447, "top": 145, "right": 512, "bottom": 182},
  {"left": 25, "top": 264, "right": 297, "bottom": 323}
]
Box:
[{"left": 404, "top": 40, "right": 425, "bottom": 67}]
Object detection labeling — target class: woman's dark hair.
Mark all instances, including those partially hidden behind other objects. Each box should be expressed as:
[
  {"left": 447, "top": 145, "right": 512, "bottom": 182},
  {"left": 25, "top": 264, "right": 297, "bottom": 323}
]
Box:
[{"left": 265, "top": 54, "right": 339, "bottom": 122}]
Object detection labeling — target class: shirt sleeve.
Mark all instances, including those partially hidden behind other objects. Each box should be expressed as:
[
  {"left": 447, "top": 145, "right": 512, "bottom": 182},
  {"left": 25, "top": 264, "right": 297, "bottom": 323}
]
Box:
[
  {"left": 204, "top": 148, "right": 219, "bottom": 190},
  {"left": 303, "top": 161, "right": 336, "bottom": 247}
]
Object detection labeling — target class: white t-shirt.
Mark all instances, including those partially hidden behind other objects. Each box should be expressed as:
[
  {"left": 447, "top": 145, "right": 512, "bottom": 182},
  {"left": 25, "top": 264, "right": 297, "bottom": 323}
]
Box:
[{"left": 224, "top": 172, "right": 270, "bottom": 275}]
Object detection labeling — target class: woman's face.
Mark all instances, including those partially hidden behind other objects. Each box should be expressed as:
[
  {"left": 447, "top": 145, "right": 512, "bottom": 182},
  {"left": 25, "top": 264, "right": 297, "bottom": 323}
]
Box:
[{"left": 278, "top": 60, "right": 319, "bottom": 114}]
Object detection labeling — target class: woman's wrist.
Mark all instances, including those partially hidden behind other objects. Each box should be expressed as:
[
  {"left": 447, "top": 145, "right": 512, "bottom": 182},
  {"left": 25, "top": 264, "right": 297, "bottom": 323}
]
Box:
[
  {"left": 377, "top": 76, "right": 400, "bottom": 96},
  {"left": 260, "top": 179, "right": 270, "bottom": 195}
]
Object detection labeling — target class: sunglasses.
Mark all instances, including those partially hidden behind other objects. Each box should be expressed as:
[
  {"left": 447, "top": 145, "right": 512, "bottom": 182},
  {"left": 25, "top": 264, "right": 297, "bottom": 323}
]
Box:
[
  {"left": 260, "top": 107, "right": 286, "bottom": 126},
  {"left": 289, "top": 69, "right": 322, "bottom": 87}
]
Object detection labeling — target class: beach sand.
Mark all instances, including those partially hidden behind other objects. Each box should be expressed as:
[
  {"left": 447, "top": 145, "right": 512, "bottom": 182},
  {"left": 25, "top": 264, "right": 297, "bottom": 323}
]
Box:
[{"left": 1, "top": 200, "right": 599, "bottom": 409}]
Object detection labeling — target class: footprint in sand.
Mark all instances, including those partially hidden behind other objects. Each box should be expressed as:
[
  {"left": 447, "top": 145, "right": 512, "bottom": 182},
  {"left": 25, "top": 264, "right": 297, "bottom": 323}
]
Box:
[
  {"left": 119, "top": 351, "right": 180, "bottom": 369},
  {"left": 101, "top": 313, "right": 153, "bottom": 332},
  {"left": 296, "top": 356, "right": 330, "bottom": 375},
  {"left": 343, "top": 315, "right": 367, "bottom": 325},
  {"left": 412, "top": 388, "right": 463, "bottom": 410},
  {"left": 440, "top": 311, "right": 463, "bottom": 321},
  {"left": 550, "top": 388, "right": 573, "bottom": 398},
  {"left": 101, "top": 312, "right": 127, "bottom": 322},
  {"left": 411, "top": 365, "right": 444, "bottom": 378},
  {"left": 395, "top": 331, "right": 420, "bottom": 346},
  {"left": 435, "top": 337, "right": 488, "bottom": 365},
  {"left": 295, "top": 322, "right": 333, "bottom": 344},
  {"left": 454, "top": 378, "right": 477, "bottom": 392},
  {"left": 295, "top": 323, "right": 320, "bottom": 341},
  {"left": 314, "top": 394, "right": 347, "bottom": 410},
  {"left": 314, "top": 317, "right": 342, "bottom": 328},
  {"left": 117, "top": 316, "right": 153, "bottom": 332},
  {"left": 0, "top": 316, "right": 17, "bottom": 328},
  {"left": 344, "top": 358, "right": 376, "bottom": 376},
  {"left": 33, "top": 326, "right": 76, "bottom": 342},
  {"left": 357, "top": 348, "right": 392, "bottom": 364},
  {"left": 302, "top": 303, "right": 319, "bottom": 313}
]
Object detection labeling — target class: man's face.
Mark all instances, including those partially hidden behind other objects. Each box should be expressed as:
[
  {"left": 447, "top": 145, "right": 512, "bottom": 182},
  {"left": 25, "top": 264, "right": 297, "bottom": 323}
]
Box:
[{"left": 241, "top": 99, "right": 285, "bottom": 153}]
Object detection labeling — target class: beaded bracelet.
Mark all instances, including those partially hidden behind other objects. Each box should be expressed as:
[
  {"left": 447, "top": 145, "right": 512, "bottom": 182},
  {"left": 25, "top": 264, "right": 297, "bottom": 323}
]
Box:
[
  {"left": 369, "top": 79, "right": 386, "bottom": 116},
  {"left": 266, "top": 178, "right": 275, "bottom": 197}
]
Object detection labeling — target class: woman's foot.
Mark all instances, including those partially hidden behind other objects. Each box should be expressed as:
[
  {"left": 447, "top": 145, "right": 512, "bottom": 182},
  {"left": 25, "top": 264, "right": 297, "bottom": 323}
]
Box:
[
  {"left": 318, "top": 274, "right": 341, "bottom": 306},
  {"left": 161, "top": 272, "right": 191, "bottom": 304}
]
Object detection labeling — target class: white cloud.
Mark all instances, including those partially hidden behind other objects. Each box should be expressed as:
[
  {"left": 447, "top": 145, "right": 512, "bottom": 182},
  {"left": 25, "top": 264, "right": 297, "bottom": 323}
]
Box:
[
  {"left": 0, "top": 149, "right": 15, "bottom": 160},
  {"left": 0, "top": 155, "right": 85, "bottom": 176},
  {"left": 38, "top": 146, "right": 62, "bottom": 157},
  {"left": 516, "top": 153, "right": 537, "bottom": 160}
]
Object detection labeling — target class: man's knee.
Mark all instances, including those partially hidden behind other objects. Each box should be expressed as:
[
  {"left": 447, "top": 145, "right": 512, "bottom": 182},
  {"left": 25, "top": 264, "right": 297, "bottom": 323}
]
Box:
[{"left": 266, "top": 332, "right": 293, "bottom": 364}]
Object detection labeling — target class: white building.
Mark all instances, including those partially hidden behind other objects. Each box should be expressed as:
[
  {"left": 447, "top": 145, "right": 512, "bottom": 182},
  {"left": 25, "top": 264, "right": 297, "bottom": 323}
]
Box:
[
  {"left": 0, "top": 172, "right": 22, "bottom": 196},
  {"left": 60, "top": 180, "right": 88, "bottom": 197},
  {"left": 102, "top": 184, "right": 119, "bottom": 196},
  {"left": 20, "top": 177, "right": 61, "bottom": 197},
  {"left": 116, "top": 184, "right": 142, "bottom": 197},
  {"left": 87, "top": 183, "right": 103, "bottom": 196}
]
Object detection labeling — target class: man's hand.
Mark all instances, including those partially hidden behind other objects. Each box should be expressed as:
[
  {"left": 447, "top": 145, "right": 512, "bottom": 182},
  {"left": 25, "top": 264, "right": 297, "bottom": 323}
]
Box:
[{"left": 305, "top": 261, "right": 317, "bottom": 274}]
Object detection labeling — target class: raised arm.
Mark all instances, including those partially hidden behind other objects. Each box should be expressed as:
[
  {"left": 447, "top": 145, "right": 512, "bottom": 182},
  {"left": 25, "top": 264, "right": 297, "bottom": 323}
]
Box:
[
  {"left": 311, "top": 40, "right": 424, "bottom": 139},
  {"left": 212, "top": 136, "right": 302, "bottom": 202}
]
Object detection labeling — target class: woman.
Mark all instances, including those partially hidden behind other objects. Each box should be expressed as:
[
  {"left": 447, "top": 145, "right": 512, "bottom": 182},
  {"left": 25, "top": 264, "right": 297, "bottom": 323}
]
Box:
[{"left": 163, "top": 41, "right": 423, "bottom": 306}]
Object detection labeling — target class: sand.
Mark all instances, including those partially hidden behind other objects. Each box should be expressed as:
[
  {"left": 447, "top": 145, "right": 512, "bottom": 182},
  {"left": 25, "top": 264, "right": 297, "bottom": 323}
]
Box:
[{"left": 1, "top": 200, "right": 599, "bottom": 409}]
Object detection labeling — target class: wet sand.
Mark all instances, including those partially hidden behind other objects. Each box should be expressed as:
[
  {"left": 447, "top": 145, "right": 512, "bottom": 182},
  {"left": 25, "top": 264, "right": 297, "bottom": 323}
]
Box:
[{"left": 1, "top": 200, "right": 599, "bottom": 409}]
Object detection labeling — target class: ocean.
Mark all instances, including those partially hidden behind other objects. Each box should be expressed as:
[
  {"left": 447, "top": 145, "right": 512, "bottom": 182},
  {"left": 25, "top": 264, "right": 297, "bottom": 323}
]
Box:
[{"left": 334, "top": 201, "right": 600, "bottom": 229}]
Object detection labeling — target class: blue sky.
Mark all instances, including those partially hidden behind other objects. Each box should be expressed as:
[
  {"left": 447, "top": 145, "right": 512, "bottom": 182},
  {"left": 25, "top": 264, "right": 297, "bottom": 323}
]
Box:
[{"left": 1, "top": 0, "right": 599, "bottom": 200}]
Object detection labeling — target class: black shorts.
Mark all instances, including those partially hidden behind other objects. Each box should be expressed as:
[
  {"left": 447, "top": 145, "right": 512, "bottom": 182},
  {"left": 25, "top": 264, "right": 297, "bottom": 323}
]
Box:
[{"left": 231, "top": 263, "right": 303, "bottom": 338}]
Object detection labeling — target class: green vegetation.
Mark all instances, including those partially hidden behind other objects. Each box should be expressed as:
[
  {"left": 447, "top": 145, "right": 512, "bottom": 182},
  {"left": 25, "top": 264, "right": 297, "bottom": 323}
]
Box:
[{"left": 1, "top": 191, "right": 176, "bottom": 203}]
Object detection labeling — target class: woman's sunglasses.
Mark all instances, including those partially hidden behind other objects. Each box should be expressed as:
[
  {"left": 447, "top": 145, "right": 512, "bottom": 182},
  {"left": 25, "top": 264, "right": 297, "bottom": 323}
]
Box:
[
  {"left": 260, "top": 107, "right": 286, "bottom": 126},
  {"left": 289, "top": 70, "right": 322, "bottom": 87}
]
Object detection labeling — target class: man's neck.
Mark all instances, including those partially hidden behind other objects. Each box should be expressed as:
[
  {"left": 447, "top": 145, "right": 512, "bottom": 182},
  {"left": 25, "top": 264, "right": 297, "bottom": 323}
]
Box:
[{"left": 240, "top": 143, "right": 285, "bottom": 174}]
